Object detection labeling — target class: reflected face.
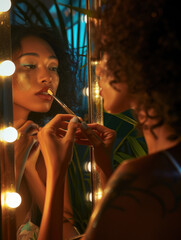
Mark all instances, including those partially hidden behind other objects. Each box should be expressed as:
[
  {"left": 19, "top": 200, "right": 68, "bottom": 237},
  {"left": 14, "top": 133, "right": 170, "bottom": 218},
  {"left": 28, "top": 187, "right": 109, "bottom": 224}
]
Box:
[
  {"left": 96, "top": 54, "right": 135, "bottom": 114},
  {"left": 12, "top": 36, "right": 59, "bottom": 114}
]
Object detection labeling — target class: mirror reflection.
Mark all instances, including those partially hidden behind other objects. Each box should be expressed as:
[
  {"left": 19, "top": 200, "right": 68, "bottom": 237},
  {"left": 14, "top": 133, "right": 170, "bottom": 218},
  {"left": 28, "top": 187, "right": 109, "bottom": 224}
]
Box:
[
  {"left": 9, "top": 0, "right": 92, "bottom": 239},
  {"left": 11, "top": 24, "right": 80, "bottom": 239},
  {"left": 1, "top": 1, "right": 153, "bottom": 240}
]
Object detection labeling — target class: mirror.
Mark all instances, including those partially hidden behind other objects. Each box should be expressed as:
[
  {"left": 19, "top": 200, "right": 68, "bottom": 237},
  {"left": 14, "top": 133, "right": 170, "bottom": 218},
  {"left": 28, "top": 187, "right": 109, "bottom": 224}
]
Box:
[
  {"left": 0, "top": 0, "right": 103, "bottom": 238},
  {"left": 1, "top": 0, "right": 146, "bottom": 239}
]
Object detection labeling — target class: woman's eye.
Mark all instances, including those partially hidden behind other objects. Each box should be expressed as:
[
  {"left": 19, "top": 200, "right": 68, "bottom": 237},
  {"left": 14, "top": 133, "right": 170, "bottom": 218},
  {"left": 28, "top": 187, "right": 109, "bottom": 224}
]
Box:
[
  {"left": 49, "top": 66, "right": 58, "bottom": 72},
  {"left": 109, "top": 80, "right": 119, "bottom": 86},
  {"left": 21, "top": 64, "right": 36, "bottom": 69},
  {"left": 109, "top": 80, "right": 122, "bottom": 91}
]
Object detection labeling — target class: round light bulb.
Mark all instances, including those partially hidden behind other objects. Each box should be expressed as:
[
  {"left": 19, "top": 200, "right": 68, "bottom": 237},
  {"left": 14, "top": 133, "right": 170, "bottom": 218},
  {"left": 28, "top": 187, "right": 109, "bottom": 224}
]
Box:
[
  {"left": 0, "top": 60, "right": 15, "bottom": 76},
  {"left": 82, "top": 87, "right": 89, "bottom": 96},
  {"left": 81, "top": 14, "right": 87, "bottom": 23},
  {"left": 0, "top": 127, "right": 18, "bottom": 143},
  {"left": 0, "top": 0, "right": 11, "bottom": 12},
  {"left": 86, "top": 192, "right": 92, "bottom": 202},
  {"left": 84, "top": 161, "right": 91, "bottom": 172},
  {"left": 6, "top": 192, "right": 22, "bottom": 208}
]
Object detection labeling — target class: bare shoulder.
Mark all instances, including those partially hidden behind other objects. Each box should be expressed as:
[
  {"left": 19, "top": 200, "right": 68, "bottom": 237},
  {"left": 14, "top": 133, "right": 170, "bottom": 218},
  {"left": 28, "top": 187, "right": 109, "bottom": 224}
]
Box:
[{"left": 84, "top": 147, "right": 181, "bottom": 240}]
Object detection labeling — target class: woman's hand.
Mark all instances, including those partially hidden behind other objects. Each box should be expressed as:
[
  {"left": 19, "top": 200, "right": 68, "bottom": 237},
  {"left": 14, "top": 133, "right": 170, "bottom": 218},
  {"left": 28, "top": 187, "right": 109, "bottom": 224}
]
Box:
[
  {"left": 76, "top": 122, "right": 116, "bottom": 161},
  {"left": 76, "top": 123, "right": 116, "bottom": 184},
  {"left": 76, "top": 123, "right": 116, "bottom": 151},
  {"left": 37, "top": 115, "right": 79, "bottom": 240},
  {"left": 37, "top": 114, "right": 79, "bottom": 180}
]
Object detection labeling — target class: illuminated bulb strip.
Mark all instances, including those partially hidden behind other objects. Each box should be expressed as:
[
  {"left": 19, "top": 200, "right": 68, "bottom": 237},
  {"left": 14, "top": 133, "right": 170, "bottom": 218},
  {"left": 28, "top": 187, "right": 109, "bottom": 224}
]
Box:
[
  {"left": 91, "top": 60, "right": 99, "bottom": 66},
  {"left": 0, "top": 0, "right": 11, "bottom": 12},
  {"left": 96, "top": 189, "right": 103, "bottom": 200},
  {"left": 94, "top": 82, "right": 100, "bottom": 99}
]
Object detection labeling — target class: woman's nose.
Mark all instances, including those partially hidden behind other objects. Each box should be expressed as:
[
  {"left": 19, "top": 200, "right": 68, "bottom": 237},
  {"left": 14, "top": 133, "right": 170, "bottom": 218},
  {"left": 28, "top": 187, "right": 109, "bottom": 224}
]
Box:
[
  {"left": 38, "top": 67, "right": 52, "bottom": 84},
  {"left": 41, "top": 76, "right": 52, "bottom": 84}
]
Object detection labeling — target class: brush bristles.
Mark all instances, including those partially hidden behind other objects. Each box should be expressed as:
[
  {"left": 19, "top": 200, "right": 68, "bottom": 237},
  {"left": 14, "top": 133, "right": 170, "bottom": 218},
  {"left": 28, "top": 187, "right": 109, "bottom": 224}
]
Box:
[{"left": 47, "top": 89, "right": 53, "bottom": 96}]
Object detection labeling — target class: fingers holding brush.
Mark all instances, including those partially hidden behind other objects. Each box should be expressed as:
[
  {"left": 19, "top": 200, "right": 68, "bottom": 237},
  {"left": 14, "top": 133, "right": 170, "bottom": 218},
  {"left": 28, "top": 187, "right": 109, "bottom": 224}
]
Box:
[
  {"left": 49, "top": 114, "right": 79, "bottom": 137},
  {"left": 37, "top": 114, "right": 80, "bottom": 176},
  {"left": 75, "top": 122, "right": 116, "bottom": 149},
  {"left": 76, "top": 122, "right": 116, "bottom": 179}
]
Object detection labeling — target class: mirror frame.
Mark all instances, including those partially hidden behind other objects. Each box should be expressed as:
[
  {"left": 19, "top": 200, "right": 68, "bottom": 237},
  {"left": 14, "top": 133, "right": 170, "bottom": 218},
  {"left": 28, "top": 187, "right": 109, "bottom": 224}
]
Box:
[{"left": 0, "top": 8, "right": 16, "bottom": 240}]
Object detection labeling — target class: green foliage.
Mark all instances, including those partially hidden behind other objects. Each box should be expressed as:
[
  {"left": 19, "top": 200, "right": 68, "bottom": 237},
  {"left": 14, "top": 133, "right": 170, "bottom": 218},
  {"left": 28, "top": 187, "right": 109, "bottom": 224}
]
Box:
[
  {"left": 104, "top": 111, "right": 147, "bottom": 169},
  {"left": 56, "top": 2, "right": 99, "bottom": 18},
  {"left": 69, "top": 144, "right": 92, "bottom": 233},
  {"left": 12, "top": 0, "right": 67, "bottom": 40}
]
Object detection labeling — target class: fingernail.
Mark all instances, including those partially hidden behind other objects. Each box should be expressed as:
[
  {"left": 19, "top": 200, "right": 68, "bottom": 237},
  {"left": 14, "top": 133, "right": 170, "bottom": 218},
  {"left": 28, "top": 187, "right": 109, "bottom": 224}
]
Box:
[
  {"left": 81, "top": 121, "right": 89, "bottom": 130},
  {"left": 71, "top": 116, "right": 79, "bottom": 123}
]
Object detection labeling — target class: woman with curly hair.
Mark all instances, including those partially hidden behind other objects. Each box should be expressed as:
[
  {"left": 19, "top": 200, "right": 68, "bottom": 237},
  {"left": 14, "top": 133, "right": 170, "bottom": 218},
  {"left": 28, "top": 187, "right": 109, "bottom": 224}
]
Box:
[
  {"left": 81, "top": 0, "right": 181, "bottom": 239},
  {"left": 33, "top": 0, "right": 181, "bottom": 239}
]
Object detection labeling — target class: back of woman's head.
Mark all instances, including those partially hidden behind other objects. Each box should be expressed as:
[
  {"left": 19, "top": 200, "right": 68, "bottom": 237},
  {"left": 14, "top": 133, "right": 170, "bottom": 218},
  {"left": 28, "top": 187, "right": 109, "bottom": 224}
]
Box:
[
  {"left": 11, "top": 24, "right": 77, "bottom": 125},
  {"left": 96, "top": 0, "right": 181, "bottom": 138}
]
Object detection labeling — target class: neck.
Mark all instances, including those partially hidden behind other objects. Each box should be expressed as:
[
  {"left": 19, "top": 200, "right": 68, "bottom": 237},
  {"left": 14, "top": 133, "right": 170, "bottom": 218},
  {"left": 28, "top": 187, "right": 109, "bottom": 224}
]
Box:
[
  {"left": 143, "top": 124, "right": 180, "bottom": 154},
  {"left": 13, "top": 103, "right": 30, "bottom": 126}
]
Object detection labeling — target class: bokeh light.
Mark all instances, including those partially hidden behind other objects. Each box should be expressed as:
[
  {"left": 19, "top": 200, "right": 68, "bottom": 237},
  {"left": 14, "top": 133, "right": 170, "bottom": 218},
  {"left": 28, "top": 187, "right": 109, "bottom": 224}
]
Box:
[
  {"left": 84, "top": 161, "right": 92, "bottom": 172},
  {"left": 96, "top": 189, "right": 103, "bottom": 200},
  {"left": 1, "top": 192, "right": 22, "bottom": 208},
  {"left": 0, "top": 127, "right": 18, "bottom": 143},
  {"left": 94, "top": 81, "right": 100, "bottom": 99},
  {"left": 0, "top": 0, "right": 11, "bottom": 12},
  {"left": 82, "top": 87, "right": 89, "bottom": 96},
  {"left": 86, "top": 192, "right": 92, "bottom": 202},
  {"left": 0, "top": 60, "right": 15, "bottom": 77}
]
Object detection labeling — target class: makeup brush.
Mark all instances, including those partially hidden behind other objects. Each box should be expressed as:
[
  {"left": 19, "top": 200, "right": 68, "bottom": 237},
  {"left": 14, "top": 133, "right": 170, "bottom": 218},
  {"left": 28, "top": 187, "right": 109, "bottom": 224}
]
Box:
[
  {"left": 47, "top": 88, "right": 105, "bottom": 146},
  {"left": 47, "top": 89, "right": 77, "bottom": 116}
]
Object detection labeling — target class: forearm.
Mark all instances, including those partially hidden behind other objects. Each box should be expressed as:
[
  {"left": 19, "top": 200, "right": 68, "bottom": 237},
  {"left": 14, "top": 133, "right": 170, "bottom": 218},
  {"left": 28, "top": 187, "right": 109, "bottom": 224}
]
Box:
[
  {"left": 36, "top": 114, "right": 80, "bottom": 240},
  {"left": 63, "top": 173, "right": 79, "bottom": 239},
  {"left": 93, "top": 148, "right": 113, "bottom": 188},
  {"left": 38, "top": 172, "right": 66, "bottom": 240},
  {"left": 24, "top": 167, "right": 45, "bottom": 212},
  {"left": 63, "top": 222, "right": 80, "bottom": 240}
]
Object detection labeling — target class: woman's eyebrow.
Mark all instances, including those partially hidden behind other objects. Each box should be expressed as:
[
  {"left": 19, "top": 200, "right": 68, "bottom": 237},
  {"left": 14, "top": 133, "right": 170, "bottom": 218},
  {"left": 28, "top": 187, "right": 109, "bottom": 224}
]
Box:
[
  {"left": 18, "top": 52, "right": 39, "bottom": 58},
  {"left": 49, "top": 56, "right": 58, "bottom": 60},
  {"left": 17, "top": 53, "right": 58, "bottom": 60}
]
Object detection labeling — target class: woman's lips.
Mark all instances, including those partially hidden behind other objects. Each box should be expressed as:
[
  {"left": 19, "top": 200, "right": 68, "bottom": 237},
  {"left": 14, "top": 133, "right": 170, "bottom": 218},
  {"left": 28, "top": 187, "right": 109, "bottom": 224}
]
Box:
[
  {"left": 35, "top": 93, "right": 52, "bottom": 101},
  {"left": 99, "top": 87, "right": 103, "bottom": 97},
  {"left": 35, "top": 87, "right": 53, "bottom": 101},
  {"left": 98, "top": 81, "right": 103, "bottom": 97}
]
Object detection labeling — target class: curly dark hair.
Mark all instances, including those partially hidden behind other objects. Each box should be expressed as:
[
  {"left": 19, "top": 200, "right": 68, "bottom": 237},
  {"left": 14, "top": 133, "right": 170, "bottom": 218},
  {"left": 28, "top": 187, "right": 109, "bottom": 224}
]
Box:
[
  {"left": 94, "top": 0, "right": 181, "bottom": 139},
  {"left": 11, "top": 24, "right": 78, "bottom": 125}
]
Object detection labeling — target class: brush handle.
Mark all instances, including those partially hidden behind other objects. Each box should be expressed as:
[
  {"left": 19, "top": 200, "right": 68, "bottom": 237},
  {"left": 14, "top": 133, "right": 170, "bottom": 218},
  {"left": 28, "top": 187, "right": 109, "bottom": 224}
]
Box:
[{"left": 53, "top": 95, "right": 76, "bottom": 115}]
